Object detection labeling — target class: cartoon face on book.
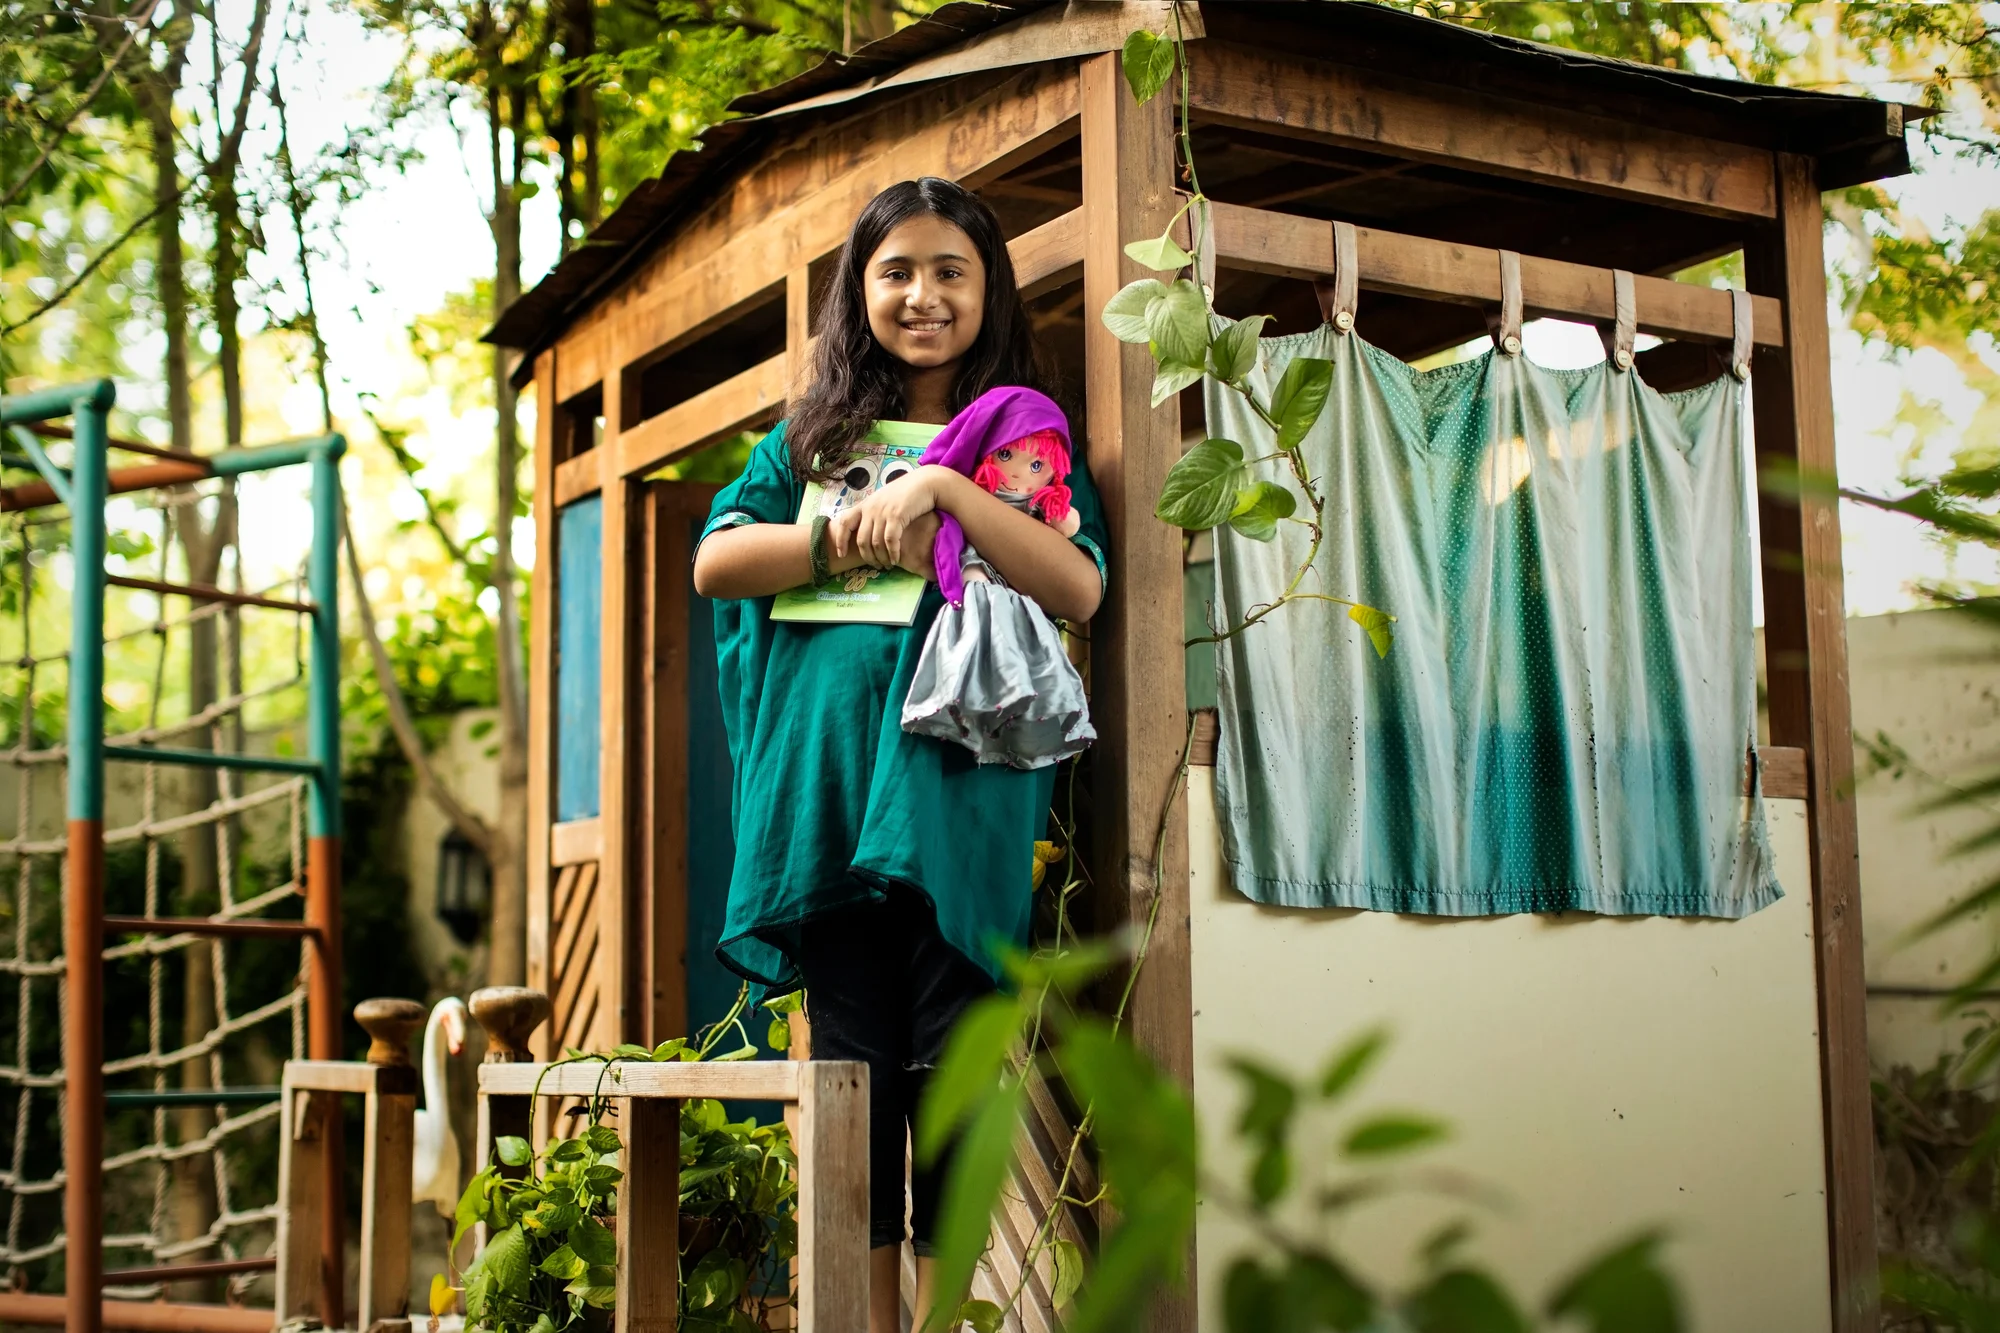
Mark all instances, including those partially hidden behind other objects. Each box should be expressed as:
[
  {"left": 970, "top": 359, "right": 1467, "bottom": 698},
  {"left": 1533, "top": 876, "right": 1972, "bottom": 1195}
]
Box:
[{"left": 816, "top": 443, "right": 926, "bottom": 519}]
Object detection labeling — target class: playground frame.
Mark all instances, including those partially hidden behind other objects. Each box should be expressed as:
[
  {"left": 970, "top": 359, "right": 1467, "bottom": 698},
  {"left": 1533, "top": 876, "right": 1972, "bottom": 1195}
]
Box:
[{"left": 0, "top": 381, "right": 346, "bottom": 1333}]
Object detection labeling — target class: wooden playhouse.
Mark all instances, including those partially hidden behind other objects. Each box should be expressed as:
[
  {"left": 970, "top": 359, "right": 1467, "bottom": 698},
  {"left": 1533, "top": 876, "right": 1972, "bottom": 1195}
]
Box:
[{"left": 485, "top": 4, "right": 1922, "bottom": 1327}]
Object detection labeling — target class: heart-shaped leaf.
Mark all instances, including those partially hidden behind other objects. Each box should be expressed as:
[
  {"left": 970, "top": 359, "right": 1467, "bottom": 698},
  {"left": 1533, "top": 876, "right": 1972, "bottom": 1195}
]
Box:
[
  {"left": 1146, "top": 279, "right": 1211, "bottom": 367},
  {"left": 1125, "top": 230, "right": 1194, "bottom": 273},
  {"left": 1227, "top": 480, "right": 1297, "bottom": 541},
  {"left": 1348, "top": 604, "right": 1396, "bottom": 659},
  {"left": 1407, "top": 1269, "right": 1531, "bottom": 1333},
  {"left": 1051, "top": 1238, "right": 1085, "bottom": 1310},
  {"left": 570, "top": 1214, "right": 617, "bottom": 1265},
  {"left": 538, "top": 1243, "right": 587, "bottom": 1281},
  {"left": 1151, "top": 360, "right": 1204, "bottom": 408},
  {"left": 428, "top": 1273, "right": 458, "bottom": 1318},
  {"left": 767, "top": 1016, "right": 791, "bottom": 1050},
  {"left": 1270, "top": 355, "right": 1334, "bottom": 451},
  {"left": 1156, "top": 438, "right": 1246, "bottom": 531},
  {"left": 1207, "top": 314, "right": 1268, "bottom": 385},
  {"left": 494, "top": 1135, "right": 532, "bottom": 1167},
  {"left": 957, "top": 1299, "right": 1006, "bottom": 1333},
  {"left": 1121, "top": 28, "right": 1176, "bottom": 105},
  {"left": 1101, "top": 278, "right": 1168, "bottom": 344}
]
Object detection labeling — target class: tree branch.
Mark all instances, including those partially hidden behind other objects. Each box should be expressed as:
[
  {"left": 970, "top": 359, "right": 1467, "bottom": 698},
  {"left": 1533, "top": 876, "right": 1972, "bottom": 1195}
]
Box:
[
  {"left": 0, "top": 0, "right": 161, "bottom": 216},
  {"left": 1, "top": 188, "right": 175, "bottom": 335},
  {"left": 343, "top": 508, "right": 499, "bottom": 864}
]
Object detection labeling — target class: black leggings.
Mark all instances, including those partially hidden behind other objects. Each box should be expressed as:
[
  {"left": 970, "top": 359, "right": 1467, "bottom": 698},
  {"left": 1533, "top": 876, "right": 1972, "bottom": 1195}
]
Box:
[{"left": 793, "top": 886, "right": 996, "bottom": 1254}]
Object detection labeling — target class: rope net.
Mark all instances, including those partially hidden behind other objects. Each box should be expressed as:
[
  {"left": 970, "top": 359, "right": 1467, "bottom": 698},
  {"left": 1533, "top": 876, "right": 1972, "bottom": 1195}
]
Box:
[{"left": 0, "top": 472, "right": 314, "bottom": 1303}]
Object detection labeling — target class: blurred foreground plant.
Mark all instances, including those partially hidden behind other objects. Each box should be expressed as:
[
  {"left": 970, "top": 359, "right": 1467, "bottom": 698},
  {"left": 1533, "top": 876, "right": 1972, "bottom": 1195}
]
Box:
[{"left": 919, "top": 942, "right": 1684, "bottom": 1333}]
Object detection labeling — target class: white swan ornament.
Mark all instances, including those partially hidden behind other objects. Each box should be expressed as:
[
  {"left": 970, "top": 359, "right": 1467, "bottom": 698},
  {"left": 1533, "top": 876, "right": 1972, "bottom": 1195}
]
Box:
[{"left": 412, "top": 996, "right": 470, "bottom": 1217}]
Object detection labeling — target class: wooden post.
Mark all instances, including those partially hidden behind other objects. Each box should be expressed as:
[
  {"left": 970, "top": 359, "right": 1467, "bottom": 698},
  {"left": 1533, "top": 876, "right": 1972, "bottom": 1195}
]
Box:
[
  {"left": 795, "top": 1062, "right": 868, "bottom": 1333},
  {"left": 273, "top": 1085, "right": 334, "bottom": 1324},
  {"left": 356, "top": 1001, "right": 423, "bottom": 1332},
  {"left": 640, "top": 487, "right": 690, "bottom": 1046},
  {"left": 527, "top": 351, "right": 559, "bottom": 1059},
  {"left": 786, "top": 266, "right": 813, "bottom": 405},
  {"left": 1079, "top": 50, "right": 1193, "bottom": 1333},
  {"left": 1747, "top": 150, "right": 1875, "bottom": 1330},
  {"left": 469, "top": 987, "right": 548, "bottom": 1248},
  {"left": 600, "top": 363, "right": 636, "bottom": 1050},
  {"left": 614, "top": 1097, "right": 680, "bottom": 1333}
]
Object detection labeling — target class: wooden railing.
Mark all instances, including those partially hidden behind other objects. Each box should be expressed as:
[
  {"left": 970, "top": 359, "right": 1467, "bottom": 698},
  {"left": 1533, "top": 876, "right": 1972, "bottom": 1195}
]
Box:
[{"left": 476, "top": 1056, "right": 868, "bottom": 1333}]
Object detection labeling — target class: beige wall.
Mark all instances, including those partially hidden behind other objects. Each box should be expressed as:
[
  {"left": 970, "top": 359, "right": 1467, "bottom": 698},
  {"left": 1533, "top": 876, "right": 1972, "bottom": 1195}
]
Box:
[
  {"left": 397, "top": 707, "right": 502, "bottom": 994},
  {"left": 1189, "top": 769, "right": 1829, "bottom": 1331},
  {"left": 1847, "top": 608, "right": 2000, "bottom": 1076}
]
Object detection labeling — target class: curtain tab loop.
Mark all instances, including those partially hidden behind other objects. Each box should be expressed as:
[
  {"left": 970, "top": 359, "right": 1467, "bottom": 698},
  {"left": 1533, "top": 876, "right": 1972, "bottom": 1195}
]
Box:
[
  {"left": 1314, "top": 220, "right": 1360, "bottom": 334},
  {"left": 1598, "top": 269, "right": 1636, "bottom": 372},
  {"left": 1489, "top": 249, "right": 1524, "bottom": 357},
  {"left": 1729, "top": 289, "right": 1754, "bottom": 381}
]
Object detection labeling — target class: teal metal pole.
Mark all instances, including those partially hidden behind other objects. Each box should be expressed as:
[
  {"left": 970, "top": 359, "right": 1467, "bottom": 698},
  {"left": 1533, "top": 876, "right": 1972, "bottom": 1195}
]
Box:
[
  {"left": 307, "top": 434, "right": 345, "bottom": 839},
  {"left": 6, "top": 425, "right": 73, "bottom": 507},
  {"left": 0, "top": 379, "right": 113, "bottom": 426},
  {"left": 64, "top": 381, "right": 112, "bottom": 1333},
  {"left": 103, "top": 744, "right": 325, "bottom": 777},
  {"left": 208, "top": 434, "right": 344, "bottom": 479}
]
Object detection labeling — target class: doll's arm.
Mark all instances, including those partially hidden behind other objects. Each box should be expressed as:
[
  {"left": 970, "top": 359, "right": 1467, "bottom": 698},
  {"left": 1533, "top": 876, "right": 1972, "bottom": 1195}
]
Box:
[{"left": 1052, "top": 509, "right": 1081, "bottom": 539}]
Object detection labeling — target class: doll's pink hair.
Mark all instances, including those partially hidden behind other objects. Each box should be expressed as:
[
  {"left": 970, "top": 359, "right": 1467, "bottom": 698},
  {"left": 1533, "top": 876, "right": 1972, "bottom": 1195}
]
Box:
[{"left": 972, "top": 428, "right": 1073, "bottom": 523}]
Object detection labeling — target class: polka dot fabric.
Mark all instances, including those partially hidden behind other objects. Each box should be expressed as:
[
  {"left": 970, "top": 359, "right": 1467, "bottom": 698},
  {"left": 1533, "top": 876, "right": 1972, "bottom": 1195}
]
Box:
[{"left": 1205, "top": 326, "right": 1779, "bottom": 918}]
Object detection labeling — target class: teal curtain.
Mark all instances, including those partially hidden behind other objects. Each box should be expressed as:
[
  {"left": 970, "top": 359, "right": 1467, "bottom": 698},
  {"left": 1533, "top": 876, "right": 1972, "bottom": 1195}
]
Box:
[{"left": 1205, "top": 328, "right": 1778, "bottom": 918}]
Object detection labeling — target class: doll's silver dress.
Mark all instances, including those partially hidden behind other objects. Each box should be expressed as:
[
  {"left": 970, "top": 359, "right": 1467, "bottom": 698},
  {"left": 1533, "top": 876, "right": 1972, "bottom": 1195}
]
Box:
[{"left": 901, "top": 490, "right": 1096, "bottom": 769}]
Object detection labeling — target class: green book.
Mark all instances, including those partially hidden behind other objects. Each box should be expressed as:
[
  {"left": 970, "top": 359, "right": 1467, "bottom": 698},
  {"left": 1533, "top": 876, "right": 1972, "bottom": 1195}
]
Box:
[{"left": 770, "top": 420, "right": 944, "bottom": 625}]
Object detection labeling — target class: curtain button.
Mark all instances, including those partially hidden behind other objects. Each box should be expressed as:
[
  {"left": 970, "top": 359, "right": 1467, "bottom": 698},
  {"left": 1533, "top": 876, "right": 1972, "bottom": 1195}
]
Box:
[
  {"left": 1333, "top": 310, "right": 1354, "bottom": 333},
  {"left": 1614, "top": 348, "right": 1633, "bottom": 371},
  {"left": 1502, "top": 335, "right": 1523, "bottom": 357}
]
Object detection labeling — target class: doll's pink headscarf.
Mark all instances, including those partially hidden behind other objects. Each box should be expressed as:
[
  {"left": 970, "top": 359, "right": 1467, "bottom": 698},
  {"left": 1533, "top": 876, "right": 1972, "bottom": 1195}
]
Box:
[{"left": 917, "top": 386, "right": 1072, "bottom": 606}]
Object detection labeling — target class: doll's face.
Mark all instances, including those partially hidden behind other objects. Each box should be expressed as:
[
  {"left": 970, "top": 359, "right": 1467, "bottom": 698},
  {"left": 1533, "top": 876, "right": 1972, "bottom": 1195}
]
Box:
[{"left": 988, "top": 445, "right": 1053, "bottom": 494}]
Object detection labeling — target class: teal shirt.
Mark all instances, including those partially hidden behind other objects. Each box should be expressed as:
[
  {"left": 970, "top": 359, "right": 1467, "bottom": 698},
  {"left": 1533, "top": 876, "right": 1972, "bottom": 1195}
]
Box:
[{"left": 700, "top": 421, "right": 1111, "bottom": 990}]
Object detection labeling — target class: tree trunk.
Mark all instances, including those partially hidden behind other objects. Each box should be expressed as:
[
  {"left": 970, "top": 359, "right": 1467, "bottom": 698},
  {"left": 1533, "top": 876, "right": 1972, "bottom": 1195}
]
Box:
[{"left": 487, "top": 78, "right": 530, "bottom": 988}]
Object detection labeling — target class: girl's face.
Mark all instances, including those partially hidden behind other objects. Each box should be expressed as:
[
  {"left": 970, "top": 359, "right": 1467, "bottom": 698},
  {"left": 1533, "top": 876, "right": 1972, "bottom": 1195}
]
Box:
[
  {"left": 988, "top": 445, "right": 1051, "bottom": 494},
  {"left": 863, "top": 214, "right": 986, "bottom": 371}
]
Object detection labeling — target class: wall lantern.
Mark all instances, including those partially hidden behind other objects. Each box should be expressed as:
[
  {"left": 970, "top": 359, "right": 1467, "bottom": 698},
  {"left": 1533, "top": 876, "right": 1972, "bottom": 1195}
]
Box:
[{"left": 436, "top": 829, "right": 490, "bottom": 945}]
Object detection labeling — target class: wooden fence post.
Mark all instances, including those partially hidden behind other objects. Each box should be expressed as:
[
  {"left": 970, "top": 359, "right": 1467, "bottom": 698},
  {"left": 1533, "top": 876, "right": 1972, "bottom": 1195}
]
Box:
[
  {"left": 356, "top": 1000, "right": 424, "bottom": 1332},
  {"left": 795, "top": 1061, "right": 868, "bottom": 1333}
]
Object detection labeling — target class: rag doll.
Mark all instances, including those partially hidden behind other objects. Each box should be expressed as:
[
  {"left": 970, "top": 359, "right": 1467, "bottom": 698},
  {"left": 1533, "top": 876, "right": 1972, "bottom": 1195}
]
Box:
[{"left": 900, "top": 386, "right": 1096, "bottom": 769}]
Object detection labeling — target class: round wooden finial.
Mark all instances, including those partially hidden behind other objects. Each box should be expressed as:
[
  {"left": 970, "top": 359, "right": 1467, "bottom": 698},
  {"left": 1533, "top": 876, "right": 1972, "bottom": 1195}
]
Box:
[
  {"left": 353, "top": 997, "right": 427, "bottom": 1067},
  {"left": 468, "top": 986, "right": 550, "bottom": 1063}
]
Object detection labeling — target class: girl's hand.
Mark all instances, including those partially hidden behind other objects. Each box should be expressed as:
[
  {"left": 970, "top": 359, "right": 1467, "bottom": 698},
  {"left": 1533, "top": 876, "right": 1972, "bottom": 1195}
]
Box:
[{"left": 829, "top": 470, "right": 940, "bottom": 569}]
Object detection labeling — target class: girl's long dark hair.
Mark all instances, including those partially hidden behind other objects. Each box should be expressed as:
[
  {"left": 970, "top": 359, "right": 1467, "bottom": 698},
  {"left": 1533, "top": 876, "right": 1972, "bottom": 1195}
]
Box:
[{"left": 786, "top": 177, "right": 1054, "bottom": 481}]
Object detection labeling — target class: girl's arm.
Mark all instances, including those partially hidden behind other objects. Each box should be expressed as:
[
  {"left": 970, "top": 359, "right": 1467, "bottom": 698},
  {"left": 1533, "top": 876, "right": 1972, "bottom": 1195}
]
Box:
[
  {"left": 692, "top": 511, "right": 940, "bottom": 600},
  {"left": 832, "top": 465, "right": 1102, "bottom": 622}
]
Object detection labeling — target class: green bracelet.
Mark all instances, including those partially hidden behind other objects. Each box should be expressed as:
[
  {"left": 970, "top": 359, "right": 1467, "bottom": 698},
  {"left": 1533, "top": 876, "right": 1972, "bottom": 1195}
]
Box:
[{"left": 808, "top": 513, "right": 832, "bottom": 587}]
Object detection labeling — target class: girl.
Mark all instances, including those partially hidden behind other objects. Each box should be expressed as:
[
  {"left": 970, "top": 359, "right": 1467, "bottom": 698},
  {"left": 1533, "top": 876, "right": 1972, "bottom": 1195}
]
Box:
[{"left": 691, "top": 177, "right": 1110, "bottom": 1332}]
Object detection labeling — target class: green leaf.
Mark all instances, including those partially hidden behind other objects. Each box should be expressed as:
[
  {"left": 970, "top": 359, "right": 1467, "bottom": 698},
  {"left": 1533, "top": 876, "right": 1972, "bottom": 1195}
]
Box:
[
  {"left": 1281, "top": 1251, "right": 1373, "bottom": 1329},
  {"left": 1121, "top": 28, "right": 1176, "bottom": 105},
  {"left": 1348, "top": 604, "right": 1395, "bottom": 659},
  {"left": 1319, "top": 1027, "right": 1389, "bottom": 1101},
  {"left": 686, "top": 1251, "right": 744, "bottom": 1310},
  {"left": 1407, "top": 1268, "right": 1529, "bottom": 1333},
  {"left": 1006, "top": 938, "right": 1122, "bottom": 995},
  {"left": 1051, "top": 1238, "right": 1085, "bottom": 1310},
  {"left": 476, "top": 1224, "right": 531, "bottom": 1296},
  {"left": 767, "top": 1016, "right": 791, "bottom": 1050},
  {"left": 567, "top": 1267, "right": 618, "bottom": 1309},
  {"left": 611, "top": 1042, "right": 653, "bottom": 1060},
  {"left": 583, "top": 1163, "right": 624, "bottom": 1191},
  {"left": 538, "top": 1243, "right": 588, "bottom": 1281},
  {"left": 1227, "top": 1056, "right": 1297, "bottom": 1208},
  {"left": 915, "top": 994, "right": 1022, "bottom": 1165},
  {"left": 1146, "top": 279, "right": 1211, "bottom": 368},
  {"left": 1208, "top": 315, "right": 1268, "bottom": 385},
  {"left": 1125, "top": 231, "right": 1194, "bottom": 273},
  {"left": 570, "top": 1214, "right": 616, "bottom": 1266},
  {"left": 957, "top": 1299, "right": 1005, "bottom": 1333},
  {"left": 1545, "top": 1232, "right": 1682, "bottom": 1333},
  {"left": 548, "top": 1137, "right": 589, "bottom": 1162},
  {"left": 922, "top": 1080, "right": 1026, "bottom": 1333},
  {"left": 1102, "top": 278, "right": 1168, "bottom": 344},
  {"left": 1343, "top": 1113, "right": 1447, "bottom": 1158},
  {"left": 1227, "top": 481, "right": 1296, "bottom": 542},
  {"left": 1151, "top": 360, "right": 1204, "bottom": 408},
  {"left": 528, "top": 1315, "right": 556, "bottom": 1333},
  {"left": 451, "top": 1170, "right": 492, "bottom": 1251},
  {"left": 494, "top": 1135, "right": 533, "bottom": 1167},
  {"left": 762, "top": 991, "right": 802, "bottom": 1016},
  {"left": 651, "top": 1037, "right": 689, "bottom": 1061},
  {"left": 1223, "top": 1258, "right": 1279, "bottom": 1333},
  {"left": 584, "top": 1124, "right": 622, "bottom": 1154},
  {"left": 1249, "top": 1143, "right": 1290, "bottom": 1209},
  {"left": 1156, "top": 438, "right": 1246, "bottom": 531},
  {"left": 1269, "top": 355, "right": 1334, "bottom": 451}
]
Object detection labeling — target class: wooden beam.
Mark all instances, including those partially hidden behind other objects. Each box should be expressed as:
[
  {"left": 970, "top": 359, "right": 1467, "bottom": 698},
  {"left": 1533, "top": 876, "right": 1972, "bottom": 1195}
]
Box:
[
  {"left": 1208, "top": 201, "right": 1783, "bottom": 347},
  {"left": 578, "top": 63, "right": 1081, "bottom": 385},
  {"left": 272, "top": 1087, "right": 332, "bottom": 1325},
  {"left": 1080, "top": 52, "right": 1194, "bottom": 1333},
  {"left": 795, "top": 1062, "right": 870, "bottom": 1333},
  {"left": 615, "top": 1096, "right": 679, "bottom": 1333},
  {"left": 356, "top": 1083, "right": 416, "bottom": 1330},
  {"left": 1748, "top": 152, "right": 1874, "bottom": 1332},
  {"left": 549, "top": 817, "right": 602, "bottom": 868},
  {"left": 1013, "top": 207, "right": 1084, "bottom": 300},
  {"left": 599, "top": 361, "right": 636, "bottom": 1050},
  {"left": 617, "top": 355, "right": 787, "bottom": 479},
  {"left": 1188, "top": 42, "right": 1776, "bottom": 220},
  {"left": 526, "top": 352, "right": 559, "bottom": 1059},
  {"left": 786, "top": 266, "right": 812, "bottom": 408},
  {"left": 479, "top": 1058, "right": 804, "bottom": 1101},
  {"left": 552, "top": 449, "right": 602, "bottom": 507}
]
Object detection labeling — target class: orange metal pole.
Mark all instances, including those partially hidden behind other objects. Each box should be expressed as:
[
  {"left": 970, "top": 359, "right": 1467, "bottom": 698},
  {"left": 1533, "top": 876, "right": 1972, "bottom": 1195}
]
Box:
[
  {"left": 0, "top": 1293, "right": 270, "bottom": 1333},
  {"left": 65, "top": 822, "right": 104, "bottom": 1333},
  {"left": 306, "top": 836, "right": 343, "bottom": 1328}
]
